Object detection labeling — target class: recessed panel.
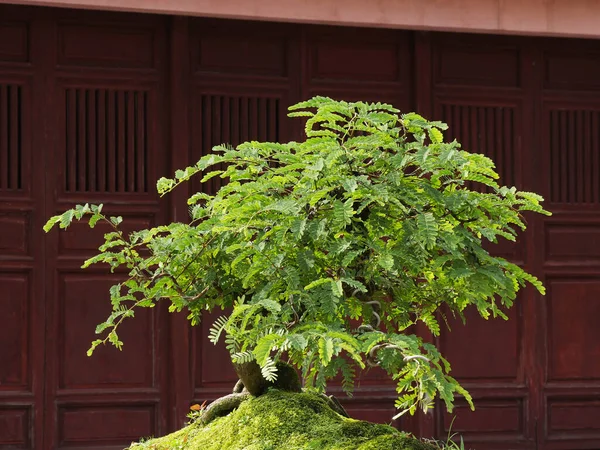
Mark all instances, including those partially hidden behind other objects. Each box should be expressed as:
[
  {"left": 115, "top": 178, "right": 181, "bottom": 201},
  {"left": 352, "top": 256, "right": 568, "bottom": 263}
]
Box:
[
  {"left": 435, "top": 43, "right": 520, "bottom": 87},
  {"left": 0, "top": 213, "right": 28, "bottom": 255},
  {"left": 439, "top": 398, "right": 524, "bottom": 438},
  {"left": 0, "top": 273, "right": 29, "bottom": 389},
  {"left": 548, "top": 399, "right": 600, "bottom": 437},
  {"left": 311, "top": 42, "right": 399, "bottom": 82},
  {"left": 197, "top": 310, "right": 237, "bottom": 389},
  {"left": 58, "top": 215, "right": 153, "bottom": 253},
  {"left": 439, "top": 306, "right": 519, "bottom": 381},
  {"left": 58, "top": 404, "right": 155, "bottom": 446},
  {"left": 545, "top": 51, "right": 600, "bottom": 90},
  {"left": 546, "top": 223, "right": 600, "bottom": 264},
  {"left": 58, "top": 24, "right": 155, "bottom": 68},
  {"left": 308, "top": 88, "right": 405, "bottom": 108},
  {"left": 0, "top": 22, "right": 28, "bottom": 63},
  {"left": 59, "top": 274, "right": 154, "bottom": 389},
  {"left": 0, "top": 407, "right": 30, "bottom": 447},
  {"left": 547, "top": 279, "right": 600, "bottom": 381},
  {"left": 197, "top": 35, "right": 287, "bottom": 77}
]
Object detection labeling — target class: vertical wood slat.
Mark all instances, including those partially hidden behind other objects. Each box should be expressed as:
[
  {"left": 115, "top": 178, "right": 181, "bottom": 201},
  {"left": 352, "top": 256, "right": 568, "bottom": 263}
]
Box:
[
  {"left": 0, "top": 85, "right": 7, "bottom": 189},
  {"left": 590, "top": 111, "right": 600, "bottom": 203},
  {"left": 550, "top": 111, "right": 559, "bottom": 202},
  {"left": 9, "top": 85, "right": 20, "bottom": 189},
  {"left": 469, "top": 105, "right": 478, "bottom": 164},
  {"left": 574, "top": 110, "right": 587, "bottom": 202},
  {"left": 136, "top": 92, "right": 145, "bottom": 192},
  {"left": 558, "top": 111, "right": 567, "bottom": 203},
  {"left": 211, "top": 95, "right": 221, "bottom": 194},
  {"left": 117, "top": 90, "right": 126, "bottom": 193},
  {"left": 504, "top": 108, "right": 513, "bottom": 186},
  {"left": 240, "top": 97, "right": 249, "bottom": 143},
  {"left": 249, "top": 97, "right": 258, "bottom": 142},
  {"left": 230, "top": 96, "right": 239, "bottom": 146},
  {"left": 584, "top": 111, "right": 592, "bottom": 204},
  {"left": 567, "top": 110, "right": 576, "bottom": 203},
  {"left": 77, "top": 88, "right": 87, "bottom": 192},
  {"left": 127, "top": 91, "right": 136, "bottom": 192},
  {"left": 268, "top": 98, "right": 278, "bottom": 141},
  {"left": 485, "top": 106, "right": 495, "bottom": 183},
  {"left": 258, "top": 97, "right": 268, "bottom": 142},
  {"left": 87, "top": 89, "right": 97, "bottom": 192},
  {"left": 66, "top": 88, "right": 77, "bottom": 192},
  {"left": 107, "top": 89, "right": 116, "bottom": 193},
  {"left": 494, "top": 107, "right": 504, "bottom": 191},
  {"left": 202, "top": 95, "right": 212, "bottom": 193},
  {"left": 97, "top": 90, "right": 107, "bottom": 192}
]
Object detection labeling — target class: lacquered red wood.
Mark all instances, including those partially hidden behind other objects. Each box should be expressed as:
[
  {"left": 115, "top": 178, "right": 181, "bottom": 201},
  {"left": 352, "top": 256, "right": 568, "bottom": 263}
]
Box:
[{"left": 1, "top": 6, "right": 600, "bottom": 449}]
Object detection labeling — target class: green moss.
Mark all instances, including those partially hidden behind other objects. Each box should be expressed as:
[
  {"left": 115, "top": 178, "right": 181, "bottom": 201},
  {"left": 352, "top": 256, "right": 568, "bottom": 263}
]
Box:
[{"left": 129, "top": 390, "right": 436, "bottom": 450}]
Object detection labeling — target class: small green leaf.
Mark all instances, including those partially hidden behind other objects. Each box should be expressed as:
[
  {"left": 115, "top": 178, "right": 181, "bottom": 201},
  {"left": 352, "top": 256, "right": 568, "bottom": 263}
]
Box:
[{"left": 318, "top": 337, "right": 334, "bottom": 365}]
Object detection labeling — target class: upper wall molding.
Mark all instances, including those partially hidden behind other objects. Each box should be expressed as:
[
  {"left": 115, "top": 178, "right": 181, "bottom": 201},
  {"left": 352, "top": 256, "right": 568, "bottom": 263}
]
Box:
[{"left": 1, "top": 0, "right": 599, "bottom": 39}]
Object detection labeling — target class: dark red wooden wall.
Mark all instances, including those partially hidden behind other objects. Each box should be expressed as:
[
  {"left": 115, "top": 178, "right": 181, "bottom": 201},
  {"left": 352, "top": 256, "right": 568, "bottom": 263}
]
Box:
[{"left": 1, "top": 5, "right": 600, "bottom": 450}]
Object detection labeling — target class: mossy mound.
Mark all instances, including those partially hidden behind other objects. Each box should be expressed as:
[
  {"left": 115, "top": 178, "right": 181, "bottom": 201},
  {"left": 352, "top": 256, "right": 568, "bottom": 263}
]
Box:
[{"left": 129, "top": 390, "right": 436, "bottom": 450}]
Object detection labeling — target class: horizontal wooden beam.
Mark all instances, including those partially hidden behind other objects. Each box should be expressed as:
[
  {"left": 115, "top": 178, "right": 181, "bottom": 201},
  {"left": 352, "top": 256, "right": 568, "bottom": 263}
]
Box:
[{"left": 2, "top": 0, "right": 600, "bottom": 39}]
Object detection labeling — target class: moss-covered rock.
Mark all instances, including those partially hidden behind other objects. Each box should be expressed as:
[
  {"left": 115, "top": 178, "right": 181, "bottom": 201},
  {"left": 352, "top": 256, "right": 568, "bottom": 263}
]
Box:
[{"left": 129, "top": 390, "right": 436, "bottom": 450}]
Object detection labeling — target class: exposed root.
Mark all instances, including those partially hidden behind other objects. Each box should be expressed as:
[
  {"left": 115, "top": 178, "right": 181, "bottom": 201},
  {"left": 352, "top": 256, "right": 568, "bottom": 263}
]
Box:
[
  {"left": 320, "top": 393, "right": 350, "bottom": 418},
  {"left": 199, "top": 392, "right": 252, "bottom": 425}
]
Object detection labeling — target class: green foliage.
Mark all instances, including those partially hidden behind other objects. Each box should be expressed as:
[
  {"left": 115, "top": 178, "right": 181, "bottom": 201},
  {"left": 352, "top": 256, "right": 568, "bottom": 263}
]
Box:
[{"left": 44, "top": 96, "right": 549, "bottom": 418}]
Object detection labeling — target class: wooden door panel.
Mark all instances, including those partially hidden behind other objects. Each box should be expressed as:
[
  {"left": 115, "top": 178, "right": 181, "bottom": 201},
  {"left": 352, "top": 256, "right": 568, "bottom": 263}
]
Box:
[
  {"left": 0, "top": 274, "right": 30, "bottom": 389},
  {"left": 194, "top": 310, "right": 238, "bottom": 398},
  {"left": 56, "top": 404, "right": 157, "bottom": 449},
  {"left": 440, "top": 398, "right": 527, "bottom": 442},
  {"left": 0, "top": 212, "right": 30, "bottom": 256},
  {"left": 546, "top": 279, "right": 600, "bottom": 381},
  {"left": 0, "top": 22, "right": 28, "bottom": 63},
  {"left": 433, "top": 36, "right": 521, "bottom": 89},
  {"left": 440, "top": 306, "right": 521, "bottom": 383},
  {"left": 58, "top": 274, "right": 156, "bottom": 389},
  {"left": 0, "top": 407, "right": 32, "bottom": 448}
]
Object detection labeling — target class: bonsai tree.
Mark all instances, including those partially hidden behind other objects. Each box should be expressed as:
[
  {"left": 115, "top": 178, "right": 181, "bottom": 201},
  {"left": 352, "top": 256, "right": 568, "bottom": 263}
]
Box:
[{"left": 45, "top": 97, "right": 549, "bottom": 423}]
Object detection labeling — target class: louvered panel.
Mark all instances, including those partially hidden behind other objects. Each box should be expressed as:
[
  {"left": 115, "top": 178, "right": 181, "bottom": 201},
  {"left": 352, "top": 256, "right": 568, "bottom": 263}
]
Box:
[
  {"left": 197, "top": 94, "right": 280, "bottom": 195},
  {"left": 64, "top": 88, "right": 149, "bottom": 193},
  {"left": 549, "top": 109, "right": 600, "bottom": 204},
  {"left": 439, "top": 103, "right": 517, "bottom": 188},
  {"left": 0, "top": 83, "right": 22, "bottom": 191}
]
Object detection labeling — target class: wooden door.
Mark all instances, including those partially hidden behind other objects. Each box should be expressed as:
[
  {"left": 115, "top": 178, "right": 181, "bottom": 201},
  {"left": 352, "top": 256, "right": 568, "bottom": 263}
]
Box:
[
  {"left": 536, "top": 37, "right": 600, "bottom": 450},
  {"left": 425, "top": 32, "right": 600, "bottom": 450},
  {"left": 0, "top": 6, "right": 44, "bottom": 449},
  {"left": 0, "top": 6, "right": 172, "bottom": 449}
]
